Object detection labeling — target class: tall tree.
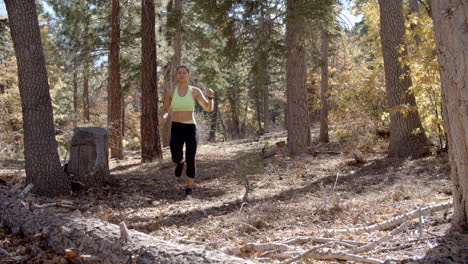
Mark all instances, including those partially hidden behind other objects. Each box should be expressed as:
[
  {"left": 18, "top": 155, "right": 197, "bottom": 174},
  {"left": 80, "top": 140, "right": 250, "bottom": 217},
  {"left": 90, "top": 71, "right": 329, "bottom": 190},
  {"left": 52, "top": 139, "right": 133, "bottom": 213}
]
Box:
[
  {"left": 162, "top": 0, "right": 183, "bottom": 147},
  {"left": 5, "top": 0, "right": 71, "bottom": 195},
  {"left": 141, "top": 0, "right": 162, "bottom": 162},
  {"left": 108, "top": 0, "right": 123, "bottom": 159},
  {"left": 319, "top": 25, "right": 329, "bottom": 143},
  {"left": 286, "top": 0, "right": 310, "bottom": 154},
  {"left": 83, "top": 60, "right": 90, "bottom": 122},
  {"left": 430, "top": 0, "right": 468, "bottom": 231},
  {"left": 378, "top": 0, "right": 429, "bottom": 157}
]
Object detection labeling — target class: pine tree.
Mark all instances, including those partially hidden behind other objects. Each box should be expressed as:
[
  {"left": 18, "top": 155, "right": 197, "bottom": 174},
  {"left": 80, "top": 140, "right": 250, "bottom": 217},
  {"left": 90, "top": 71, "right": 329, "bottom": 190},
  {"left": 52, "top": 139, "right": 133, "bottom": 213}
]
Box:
[
  {"left": 378, "top": 0, "right": 429, "bottom": 157},
  {"left": 141, "top": 0, "right": 162, "bottom": 162},
  {"left": 108, "top": 0, "right": 123, "bottom": 160},
  {"left": 430, "top": 0, "right": 468, "bottom": 231},
  {"left": 5, "top": 0, "right": 71, "bottom": 195}
]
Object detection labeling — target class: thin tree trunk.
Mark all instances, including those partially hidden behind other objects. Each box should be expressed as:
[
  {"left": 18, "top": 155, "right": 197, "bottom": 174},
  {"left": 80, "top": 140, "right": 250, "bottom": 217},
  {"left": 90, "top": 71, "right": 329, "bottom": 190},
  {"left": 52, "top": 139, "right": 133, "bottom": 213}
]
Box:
[
  {"left": 430, "top": 0, "right": 468, "bottom": 231},
  {"left": 208, "top": 97, "right": 218, "bottom": 142},
  {"left": 409, "top": 0, "right": 421, "bottom": 45},
  {"left": 378, "top": 0, "right": 429, "bottom": 158},
  {"left": 141, "top": 0, "right": 162, "bottom": 162},
  {"left": 286, "top": 0, "right": 310, "bottom": 155},
  {"left": 5, "top": 0, "right": 71, "bottom": 195},
  {"left": 83, "top": 62, "right": 90, "bottom": 122},
  {"left": 254, "top": 90, "right": 263, "bottom": 134},
  {"left": 108, "top": 0, "right": 123, "bottom": 160},
  {"left": 227, "top": 90, "right": 241, "bottom": 139},
  {"left": 319, "top": 26, "right": 329, "bottom": 143},
  {"left": 73, "top": 70, "right": 78, "bottom": 127}
]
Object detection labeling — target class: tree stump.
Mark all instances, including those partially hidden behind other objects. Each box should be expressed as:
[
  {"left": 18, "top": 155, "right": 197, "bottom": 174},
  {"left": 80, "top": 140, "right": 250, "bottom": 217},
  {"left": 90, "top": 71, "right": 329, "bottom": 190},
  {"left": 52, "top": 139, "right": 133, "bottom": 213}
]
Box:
[{"left": 66, "top": 127, "right": 113, "bottom": 189}]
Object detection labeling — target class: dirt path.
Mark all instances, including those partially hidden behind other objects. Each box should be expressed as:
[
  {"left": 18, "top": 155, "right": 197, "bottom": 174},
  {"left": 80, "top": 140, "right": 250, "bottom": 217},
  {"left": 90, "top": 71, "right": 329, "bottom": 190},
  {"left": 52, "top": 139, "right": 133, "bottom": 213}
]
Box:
[{"left": 1, "top": 132, "right": 467, "bottom": 263}]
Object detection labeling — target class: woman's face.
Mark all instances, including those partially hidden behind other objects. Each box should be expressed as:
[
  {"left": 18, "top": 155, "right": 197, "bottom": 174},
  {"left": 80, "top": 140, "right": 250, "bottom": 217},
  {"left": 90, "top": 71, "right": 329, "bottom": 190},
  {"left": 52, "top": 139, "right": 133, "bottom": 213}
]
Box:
[{"left": 177, "top": 68, "right": 190, "bottom": 81}]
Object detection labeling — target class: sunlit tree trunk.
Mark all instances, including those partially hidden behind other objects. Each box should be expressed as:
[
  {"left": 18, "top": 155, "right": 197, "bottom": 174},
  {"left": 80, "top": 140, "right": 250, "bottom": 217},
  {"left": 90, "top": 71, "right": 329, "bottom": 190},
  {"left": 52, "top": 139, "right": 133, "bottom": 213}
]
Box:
[
  {"left": 108, "top": 0, "right": 123, "bottom": 160},
  {"left": 5, "top": 0, "right": 71, "bottom": 195},
  {"left": 286, "top": 0, "right": 310, "bottom": 155},
  {"left": 319, "top": 26, "right": 329, "bottom": 143},
  {"left": 378, "top": 0, "right": 429, "bottom": 158},
  {"left": 430, "top": 0, "right": 468, "bottom": 231},
  {"left": 141, "top": 0, "right": 162, "bottom": 162}
]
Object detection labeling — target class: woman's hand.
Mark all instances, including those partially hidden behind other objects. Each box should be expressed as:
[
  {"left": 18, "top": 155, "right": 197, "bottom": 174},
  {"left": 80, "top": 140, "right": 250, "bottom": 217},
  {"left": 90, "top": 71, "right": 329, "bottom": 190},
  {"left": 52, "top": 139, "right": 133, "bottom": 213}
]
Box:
[
  {"left": 160, "top": 112, "right": 169, "bottom": 124},
  {"left": 205, "top": 88, "right": 214, "bottom": 99}
]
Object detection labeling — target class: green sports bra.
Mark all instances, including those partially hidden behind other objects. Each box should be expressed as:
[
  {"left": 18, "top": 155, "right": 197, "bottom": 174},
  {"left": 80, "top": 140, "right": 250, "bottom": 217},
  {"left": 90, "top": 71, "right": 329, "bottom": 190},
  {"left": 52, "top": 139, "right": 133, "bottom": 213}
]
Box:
[{"left": 171, "top": 85, "right": 195, "bottom": 112}]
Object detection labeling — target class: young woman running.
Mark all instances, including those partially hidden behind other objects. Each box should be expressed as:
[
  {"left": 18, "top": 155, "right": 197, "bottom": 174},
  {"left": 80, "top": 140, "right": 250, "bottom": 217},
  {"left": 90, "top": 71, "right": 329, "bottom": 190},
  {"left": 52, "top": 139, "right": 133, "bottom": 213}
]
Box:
[{"left": 160, "top": 65, "right": 214, "bottom": 199}]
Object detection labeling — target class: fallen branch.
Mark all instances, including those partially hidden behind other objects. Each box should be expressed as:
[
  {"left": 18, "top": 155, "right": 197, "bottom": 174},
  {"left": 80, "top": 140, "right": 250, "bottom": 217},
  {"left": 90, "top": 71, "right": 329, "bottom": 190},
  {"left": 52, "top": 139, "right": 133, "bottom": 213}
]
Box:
[
  {"left": 349, "top": 221, "right": 410, "bottom": 254},
  {"left": 280, "top": 242, "right": 333, "bottom": 264},
  {"left": 281, "top": 236, "right": 366, "bottom": 247},
  {"left": 34, "top": 202, "right": 77, "bottom": 210},
  {"left": 298, "top": 249, "right": 383, "bottom": 264},
  {"left": 328, "top": 201, "right": 452, "bottom": 234},
  {"left": 0, "top": 247, "right": 11, "bottom": 256},
  {"left": 240, "top": 242, "right": 293, "bottom": 254}
]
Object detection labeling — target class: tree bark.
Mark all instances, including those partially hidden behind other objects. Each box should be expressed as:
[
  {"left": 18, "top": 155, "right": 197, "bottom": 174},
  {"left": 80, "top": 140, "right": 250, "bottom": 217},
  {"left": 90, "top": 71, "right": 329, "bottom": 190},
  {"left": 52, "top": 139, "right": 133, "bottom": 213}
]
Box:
[
  {"left": 378, "top": 0, "right": 429, "bottom": 158},
  {"left": 227, "top": 86, "right": 241, "bottom": 139},
  {"left": 409, "top": 0, "right": 421, "bottom": 45},
  {"left": 83, "top": 62, "right": 90, "bottom": 122},
  {"left": 429, "top": 0, "right": 468, "bottom": 231},
  {"left": 73, "top": 70, "right": 78, "bottom": 128},
  {"left": 5, "top": 0, "right": 71, "bottom": 196},
  {"left": 162, "top": 0, "right": 183, "bottom": 147},
  {"left": 286, "top": 0, "right": 310, "bottom": 155},
  {"left": 208, "top": 97, "right": 218, "bottom": 142},
  {"left": 108, "top": 0, "right": 123, "bottom": 160},
  {"left": 0, "top": 191, "right": 253, "bottom": 264},
  {"left": 141, "top": 0, "right": 162, "bottom": 163},
  {"left": 319, "top": 26, "right": 329, "bottom": 143}
]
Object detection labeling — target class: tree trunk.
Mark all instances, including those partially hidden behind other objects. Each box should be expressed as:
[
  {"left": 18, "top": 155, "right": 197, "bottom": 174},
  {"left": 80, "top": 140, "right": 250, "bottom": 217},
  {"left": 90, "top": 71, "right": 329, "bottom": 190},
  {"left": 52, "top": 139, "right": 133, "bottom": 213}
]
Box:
[
  {"left": 430, "top": 0, "right": 468, "bottom": 231},
  {"left": 263, "top": 81, "right": 271, "bottom": 133},
  {"left": 108, "top": 0, "right": 123, "bottom": 160},
  {"left": 141, "top": 0, "right": 162, "bottom": 163},
  {"left": 319, "top": 26, "right": 329, "bottom": 143},
  {"left": 5, "top": 0, "right": 71, "bottom": 196},
  {"left": 254, "top": 90, "right": 263, "bottom": 134},
  {"left": 208, "top": 97, "right": 218, "bottom": 142},
  {"left": 162, "top": 0, "right": 183, "bottom": 147},
  {"left": 227, "top": 88, "right": 241, "bottom": 139},
  {"left": 409, "top": 0, "right": 421, "bottom": 45},
  {"left": 378, "top": 0, "right": 429, "bottom": 158},
  {"left": 73, "top": 70, "right": 78, "bottom": 128},
  {"left": 286, "top": 0, "right": 310, "bottom": 155},
  {"left": 161, "top": 1, "right": 173, "bottom": 148},
  {"left": 83, "top": 62, "right": 90, "bottom": 122}
]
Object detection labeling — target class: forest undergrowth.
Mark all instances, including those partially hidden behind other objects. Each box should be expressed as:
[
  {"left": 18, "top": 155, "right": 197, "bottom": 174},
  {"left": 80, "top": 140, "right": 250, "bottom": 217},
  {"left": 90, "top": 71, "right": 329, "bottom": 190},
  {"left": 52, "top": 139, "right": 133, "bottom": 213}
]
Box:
[{"left": 0, "top": 130, "right": 467, "bottom": 264}]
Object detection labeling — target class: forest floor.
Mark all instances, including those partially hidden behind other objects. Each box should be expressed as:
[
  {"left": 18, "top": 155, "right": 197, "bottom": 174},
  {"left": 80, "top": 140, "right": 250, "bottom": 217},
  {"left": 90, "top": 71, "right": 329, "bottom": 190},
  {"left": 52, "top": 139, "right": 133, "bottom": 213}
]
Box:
[{"left": 1, "top": 130, "right": 467, "bottom": 264}]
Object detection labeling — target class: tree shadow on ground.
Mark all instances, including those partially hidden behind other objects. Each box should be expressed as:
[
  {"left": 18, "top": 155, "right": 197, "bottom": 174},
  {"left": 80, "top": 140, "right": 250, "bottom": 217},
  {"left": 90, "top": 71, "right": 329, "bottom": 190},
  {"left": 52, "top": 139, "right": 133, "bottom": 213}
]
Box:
[{"left": 112, "top": 156, "right": 433, "bottom": 232}]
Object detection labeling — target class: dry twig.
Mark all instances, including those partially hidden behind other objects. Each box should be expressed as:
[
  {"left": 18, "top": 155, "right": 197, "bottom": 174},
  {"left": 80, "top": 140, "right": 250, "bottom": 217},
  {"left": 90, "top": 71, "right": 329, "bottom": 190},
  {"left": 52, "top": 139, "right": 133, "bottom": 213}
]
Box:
[
  {"left": 349, "top": 221, "right": 410, "bottom": 254},
  {"left": 328, "top": 202, "right": 452, "bottom": 234}
]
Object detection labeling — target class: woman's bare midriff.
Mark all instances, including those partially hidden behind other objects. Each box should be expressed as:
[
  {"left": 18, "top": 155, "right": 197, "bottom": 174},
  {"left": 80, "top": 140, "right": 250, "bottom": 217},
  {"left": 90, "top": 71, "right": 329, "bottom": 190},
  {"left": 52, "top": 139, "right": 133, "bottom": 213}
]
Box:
[{"left": 172, "top": 111, "right": 194, "bottom": 123}]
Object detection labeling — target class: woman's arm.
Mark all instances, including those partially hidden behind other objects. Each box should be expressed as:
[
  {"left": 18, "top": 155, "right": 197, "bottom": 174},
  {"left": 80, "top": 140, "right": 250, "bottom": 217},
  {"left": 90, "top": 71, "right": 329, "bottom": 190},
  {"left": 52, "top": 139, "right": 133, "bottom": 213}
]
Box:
[
  {"left": 194, "top": 87, "right": 214, "bottom": 112},
  {"left": 160, "top": 89, "right": 174, "bottom": 124}
]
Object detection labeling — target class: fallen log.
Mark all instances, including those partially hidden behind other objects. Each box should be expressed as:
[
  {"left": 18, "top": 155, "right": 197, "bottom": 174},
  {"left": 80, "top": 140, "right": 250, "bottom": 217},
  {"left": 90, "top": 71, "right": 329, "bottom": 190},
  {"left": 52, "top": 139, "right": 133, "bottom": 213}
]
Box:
[{"left": 0, "top": 190, "right": 253, "bottom": 264}]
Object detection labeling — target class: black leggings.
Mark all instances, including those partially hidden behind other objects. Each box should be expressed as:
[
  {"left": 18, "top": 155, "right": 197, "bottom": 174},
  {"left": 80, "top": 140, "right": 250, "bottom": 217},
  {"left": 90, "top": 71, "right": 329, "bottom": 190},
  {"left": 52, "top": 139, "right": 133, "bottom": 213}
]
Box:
[{"left": 170, "top": 122, "right": 199, "bottom": 178}]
